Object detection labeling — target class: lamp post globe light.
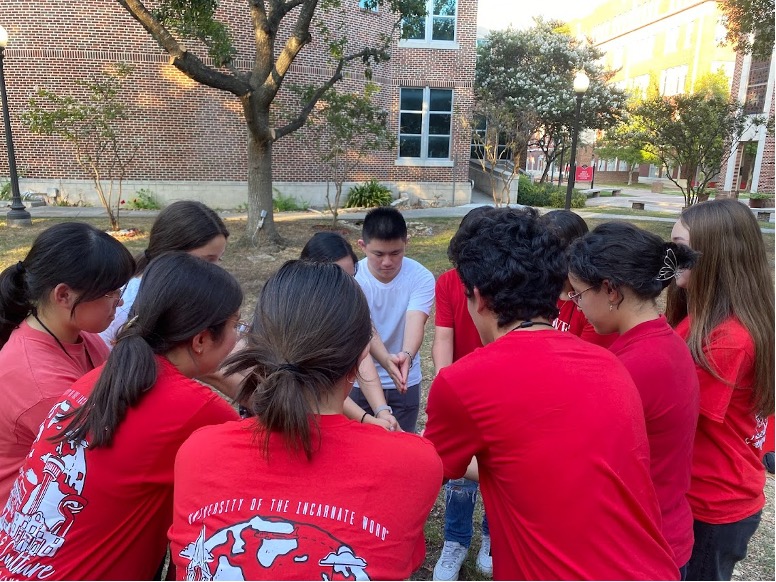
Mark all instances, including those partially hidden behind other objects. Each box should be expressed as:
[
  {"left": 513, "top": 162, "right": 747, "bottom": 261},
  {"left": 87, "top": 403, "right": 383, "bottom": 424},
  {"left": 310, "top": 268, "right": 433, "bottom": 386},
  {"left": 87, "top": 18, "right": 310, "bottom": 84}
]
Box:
[
  {"left": 0, "top": 24, "right": 32, "bottom": 227},
  {"left": 564, "top": 70, "right": 590, "bottom": 211}
]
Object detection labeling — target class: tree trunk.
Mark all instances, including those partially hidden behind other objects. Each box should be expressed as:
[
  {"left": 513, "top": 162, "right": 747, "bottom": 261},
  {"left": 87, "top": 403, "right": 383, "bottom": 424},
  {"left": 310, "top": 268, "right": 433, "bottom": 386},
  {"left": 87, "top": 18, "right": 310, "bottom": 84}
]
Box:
[{"left": 247, "top": 134, "right": 283, "bottom": 246}]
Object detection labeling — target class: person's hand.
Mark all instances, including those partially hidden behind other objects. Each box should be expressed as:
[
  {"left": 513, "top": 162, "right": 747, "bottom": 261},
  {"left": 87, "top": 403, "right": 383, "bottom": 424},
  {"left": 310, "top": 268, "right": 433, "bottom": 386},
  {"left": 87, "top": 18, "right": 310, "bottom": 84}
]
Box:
[
  {"left": 364, "top": 414, "right": 401, "bottom": 432},
  {"left": 385, "top": 354, "right": 408, "bottom": 393},
  {"left": 375, "top": 409, "right": 402, "bottom": 432}
]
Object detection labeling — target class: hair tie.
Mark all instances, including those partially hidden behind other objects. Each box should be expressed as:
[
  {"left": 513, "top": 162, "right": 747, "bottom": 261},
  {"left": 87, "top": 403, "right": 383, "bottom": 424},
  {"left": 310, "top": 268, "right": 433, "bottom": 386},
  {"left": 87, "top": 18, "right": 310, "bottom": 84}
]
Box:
[
  {"left": 277, "top": 363, "right": 303, "bottom": 374},
  {"left": 656, "top": 248, "right": 680, "bottom": 281},
  {"left": 144, "top": 249, "right": 152, "bottom": 260},
  {"left": 15, "top": 261, "right": 25, "bottom": 275}
]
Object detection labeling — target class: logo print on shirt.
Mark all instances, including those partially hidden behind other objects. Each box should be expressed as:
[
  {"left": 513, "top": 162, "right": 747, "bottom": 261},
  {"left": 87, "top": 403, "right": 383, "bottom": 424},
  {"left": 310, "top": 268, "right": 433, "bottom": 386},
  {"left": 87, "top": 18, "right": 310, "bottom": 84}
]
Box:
[
  {"left": 180, "top": 515, "right": 370, "bottom": 581},
  {"left": 0, "top": 400, "right": 88, "bottom": 562},
  {"left": 746, "top": 415, "right": 768, "bottom": 450}
]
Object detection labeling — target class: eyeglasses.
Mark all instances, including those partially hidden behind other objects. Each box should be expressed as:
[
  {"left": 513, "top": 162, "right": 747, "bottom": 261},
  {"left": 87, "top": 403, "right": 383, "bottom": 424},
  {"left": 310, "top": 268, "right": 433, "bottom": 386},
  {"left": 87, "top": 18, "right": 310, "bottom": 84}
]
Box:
[
  {"left": 235, "top": 321, "right": 251, "bottom": 336},
  {"left": 104, "top": 288, "right": 125, "bottom": 301},
  {"left": 567, "top": 286, "right": 593, "bottom": 306}
]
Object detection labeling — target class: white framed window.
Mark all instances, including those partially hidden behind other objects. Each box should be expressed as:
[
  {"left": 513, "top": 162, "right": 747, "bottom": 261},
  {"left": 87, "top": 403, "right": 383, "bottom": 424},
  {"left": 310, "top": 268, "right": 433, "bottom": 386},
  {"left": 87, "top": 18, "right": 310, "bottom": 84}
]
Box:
[
  {"left": 660, "top": 65, "right": 688, "bottom": 96},
  {"left": 664, "top": 26, "right": 679, "bottom": 54},
  {"left": 398, "top": 87, "right": 453, "bottom": 163},
  {"left": 358, "top": 0, "right": 378, "bottom": 12},
  {"left": 401, "top": 0, "right": 457, "bottom": 46}
]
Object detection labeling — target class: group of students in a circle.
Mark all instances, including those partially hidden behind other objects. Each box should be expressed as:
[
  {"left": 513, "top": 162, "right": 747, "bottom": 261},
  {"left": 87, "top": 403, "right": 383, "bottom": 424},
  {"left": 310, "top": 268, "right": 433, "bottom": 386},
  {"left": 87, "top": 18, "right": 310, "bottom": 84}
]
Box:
[{"left": 0, "top": 198, "right": 770, "bottom": 581}]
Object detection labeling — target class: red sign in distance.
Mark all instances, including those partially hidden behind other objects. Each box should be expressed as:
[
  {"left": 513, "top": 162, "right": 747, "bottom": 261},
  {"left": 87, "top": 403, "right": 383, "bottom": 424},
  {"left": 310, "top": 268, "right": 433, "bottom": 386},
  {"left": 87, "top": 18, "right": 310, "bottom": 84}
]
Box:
[{"left": 576, "top": 165, "right": 593, "bottom": 182}]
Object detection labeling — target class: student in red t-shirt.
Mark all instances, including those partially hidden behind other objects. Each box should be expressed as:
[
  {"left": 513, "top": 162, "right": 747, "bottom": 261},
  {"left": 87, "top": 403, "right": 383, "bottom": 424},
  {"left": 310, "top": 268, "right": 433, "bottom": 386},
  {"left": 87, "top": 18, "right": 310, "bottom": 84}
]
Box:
[
  {"left": 666, "top": 199, "right": 775, "bottom": 581},
  {"left": 0, "top": 222, "right": 135, "bottom": 504},
  {"left": 423, "top": 207, "right": 677, "bottom": 581},
  {"left": 567, "top": 221, "right": 700, "bottom": 577},
  {"left": 169, "top": 261, "right": 442, "bottom": 581},
  {"left": 539, "top": 210, "right": 616, "bottom": 347},
  {"left": 0, "top": 252, "right": 243, "bottom": 580}
]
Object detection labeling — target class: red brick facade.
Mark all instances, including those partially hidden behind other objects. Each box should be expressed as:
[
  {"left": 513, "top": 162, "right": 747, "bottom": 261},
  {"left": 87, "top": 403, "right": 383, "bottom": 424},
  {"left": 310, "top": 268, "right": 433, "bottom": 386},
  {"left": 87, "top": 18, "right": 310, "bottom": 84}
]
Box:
[
  {"left": 718, "top": 49, "right": 775, "bottom": 197},
  {"left": 0, "top": 0, "right": 477, "bottom": 207}
]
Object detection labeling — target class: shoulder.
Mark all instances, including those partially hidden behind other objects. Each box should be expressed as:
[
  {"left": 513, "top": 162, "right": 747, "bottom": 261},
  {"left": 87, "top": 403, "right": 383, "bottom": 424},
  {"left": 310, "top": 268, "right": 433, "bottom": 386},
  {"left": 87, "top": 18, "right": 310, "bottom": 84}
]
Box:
[
  {"left": 354, "top": 423, "right": 443, "bottom": 476},
  {"left": 403, "top": 257, "right": 434, "bottom": 279}
]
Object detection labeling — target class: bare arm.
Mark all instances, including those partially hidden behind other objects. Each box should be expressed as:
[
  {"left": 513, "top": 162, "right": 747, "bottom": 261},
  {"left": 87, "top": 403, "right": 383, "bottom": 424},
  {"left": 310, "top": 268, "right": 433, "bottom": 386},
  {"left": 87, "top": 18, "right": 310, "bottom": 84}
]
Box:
[
  {"left": 356, "top": 355, "right": 400, "bottom": 430},
  {"left": 398, "top": 309, "right": 430, "bottom": 382},
  {"left": 369, "top": 330, "right": 408, "bottom": 393},
  {"left": 432, "top": 326, "right": 455, "bottom": 375},
  {"left": 343, "top": 397, "right": 397, "bottom": 431}
]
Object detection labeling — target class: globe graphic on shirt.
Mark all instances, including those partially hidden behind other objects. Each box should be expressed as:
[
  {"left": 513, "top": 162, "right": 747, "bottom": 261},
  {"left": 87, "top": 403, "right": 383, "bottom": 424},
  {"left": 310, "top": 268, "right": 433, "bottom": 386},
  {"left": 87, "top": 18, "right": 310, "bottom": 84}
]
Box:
[{"left": 180, "top": 515, "right": 370, "bottom": 581}]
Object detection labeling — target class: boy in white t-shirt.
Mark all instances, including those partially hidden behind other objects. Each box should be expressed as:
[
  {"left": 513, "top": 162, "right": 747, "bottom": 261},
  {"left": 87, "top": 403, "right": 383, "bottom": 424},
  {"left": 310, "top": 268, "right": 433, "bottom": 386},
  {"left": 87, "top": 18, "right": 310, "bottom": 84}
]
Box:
[{"left": 352, "top": 207, "right": 435, "bottom": 433}]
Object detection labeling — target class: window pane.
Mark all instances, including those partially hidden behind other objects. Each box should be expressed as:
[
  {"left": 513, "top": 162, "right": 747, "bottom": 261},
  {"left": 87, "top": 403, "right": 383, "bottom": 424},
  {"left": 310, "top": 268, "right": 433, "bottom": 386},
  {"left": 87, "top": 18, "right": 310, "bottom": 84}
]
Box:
[
  {"left": 432, "top": 17, "right": 455, "bottom": 41},
  {"left": 429, "top": 89, "right": 452, "bottom": 112},
  {"left": 402, "top": 16, "right": 425, "bottom": 40},
  {"left": 428, "top": 113, "right": 451, "bottom": 135},
  {"left": 434, "top": 0, "right": 457, "bottom": 17},
  {"left": 400, "top": 88, "right": 423, "bottom": 111},
  {"left": 400, "top": 136, "right": 422, "bottom": 158},
  {"left": 428, "top": 136, "right": 450, "bottom": 158},
  {"left": 400, "top": 113, "right": 423, "bottom": 134}
]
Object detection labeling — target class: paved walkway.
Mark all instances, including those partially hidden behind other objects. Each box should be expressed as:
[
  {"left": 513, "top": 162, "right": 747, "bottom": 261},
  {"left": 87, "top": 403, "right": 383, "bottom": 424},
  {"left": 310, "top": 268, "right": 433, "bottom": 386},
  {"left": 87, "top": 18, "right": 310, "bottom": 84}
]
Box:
[{"left": 7, "top": 188, "right": 774, "bottom": 234}]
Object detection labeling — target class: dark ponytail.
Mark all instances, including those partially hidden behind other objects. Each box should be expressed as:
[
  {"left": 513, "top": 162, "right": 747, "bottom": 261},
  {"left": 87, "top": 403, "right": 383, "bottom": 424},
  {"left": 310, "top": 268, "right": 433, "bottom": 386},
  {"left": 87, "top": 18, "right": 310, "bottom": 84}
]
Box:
[
  {"left": 567, "top": 221, "right": 698, "bottom": 301},
  {"left": 224, "top": 260, "right": 372, "bottom": 461},
  {"left": 59, "top": 252, "right": 243, "bottom": 447},
  {"left": 0, "top": 222, "right": 135, "bottom": 347},
  {"left": 135, "top": 200, "right": 229, "bottom": 274}
]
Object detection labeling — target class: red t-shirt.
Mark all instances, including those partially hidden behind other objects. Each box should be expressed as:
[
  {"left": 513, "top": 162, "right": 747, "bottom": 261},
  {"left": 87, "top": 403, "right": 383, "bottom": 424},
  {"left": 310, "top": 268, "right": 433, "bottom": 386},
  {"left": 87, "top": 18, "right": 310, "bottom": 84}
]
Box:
[
  {"left": 553, "top": 298, "right": 617, "bottom": 348},
  {"left": 0, "top": 357, "right": 237, "bottom": 580},
  {"left": 0, "top": 321, "right": 109, "bottom": 503},
  {"left": 169, "top": 415, "right": 442, "bottom": 580},
  {"left": 609, "top": 316, "right": 699, "bottom": 567},
  {"left": 675, "top": 316, "right": 767, "bottom": 524},
  {"left": 434, "top": 269, "right": 482, "bottom": 361},
  {"left": 424, "top": 330, "right": 677, "bottom": 580}
]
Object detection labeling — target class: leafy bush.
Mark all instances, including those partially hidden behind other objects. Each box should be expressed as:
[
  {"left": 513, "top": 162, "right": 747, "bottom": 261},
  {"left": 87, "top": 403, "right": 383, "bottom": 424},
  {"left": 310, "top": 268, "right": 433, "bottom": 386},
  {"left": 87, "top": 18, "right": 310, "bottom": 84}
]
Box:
[
  {"left": 548, "top": 191, "right": 587, "bottom": 209},
  {"left": 125, "top": 188, "right": 161, "bottom": 210},
  {"left": 516, "top": 176, "right": 586, "bottom": 208},
  {"left": 0, "top": 180, "right": 10, "bottom": 201},
  {"left": 345, "top": 179, "right": 393, "bottom": 208},
  {"left": 273, "top": 190, "right": 309, "bottom": 212}
]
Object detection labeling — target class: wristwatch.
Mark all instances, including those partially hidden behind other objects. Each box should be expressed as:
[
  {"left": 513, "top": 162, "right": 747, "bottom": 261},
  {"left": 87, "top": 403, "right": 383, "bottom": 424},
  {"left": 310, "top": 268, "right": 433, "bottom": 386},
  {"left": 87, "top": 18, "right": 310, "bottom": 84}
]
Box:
[{"left": 374, "top": 405, "right": 393, "bottom": 417}]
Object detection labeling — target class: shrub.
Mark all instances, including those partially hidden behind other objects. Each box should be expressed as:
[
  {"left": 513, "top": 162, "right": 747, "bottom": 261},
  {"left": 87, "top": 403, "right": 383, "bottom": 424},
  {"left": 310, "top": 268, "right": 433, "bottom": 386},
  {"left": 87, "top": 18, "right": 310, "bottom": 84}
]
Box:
[
  {"left": 273, "top": 189, "right": 309, "bottom": 212},
  {"left": 345, "top": 179, "right": 393, "bottom": 208},
  {"left": 549, "top": 191, "right": 587, "bottom": 209},
  {"left": 0, "top": 180, "right": 10, "bottom": 201},
  {"left": 125, "top": 188, "right": 161, "bottom": 210}
]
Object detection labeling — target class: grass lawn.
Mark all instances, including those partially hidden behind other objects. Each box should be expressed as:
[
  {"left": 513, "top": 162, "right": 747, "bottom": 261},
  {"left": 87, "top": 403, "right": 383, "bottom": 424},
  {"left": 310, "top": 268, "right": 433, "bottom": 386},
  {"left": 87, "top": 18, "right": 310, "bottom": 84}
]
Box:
[{"left": 0, "top": 212, "right": 773, "bottom": 581}]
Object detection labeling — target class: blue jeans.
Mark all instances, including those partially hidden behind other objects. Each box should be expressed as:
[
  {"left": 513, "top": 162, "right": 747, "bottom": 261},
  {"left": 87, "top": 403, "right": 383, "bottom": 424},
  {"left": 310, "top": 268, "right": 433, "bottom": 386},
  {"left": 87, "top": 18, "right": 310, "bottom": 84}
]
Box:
[{"left": 444, "top": 478, "right": 489, "bottom": 548}]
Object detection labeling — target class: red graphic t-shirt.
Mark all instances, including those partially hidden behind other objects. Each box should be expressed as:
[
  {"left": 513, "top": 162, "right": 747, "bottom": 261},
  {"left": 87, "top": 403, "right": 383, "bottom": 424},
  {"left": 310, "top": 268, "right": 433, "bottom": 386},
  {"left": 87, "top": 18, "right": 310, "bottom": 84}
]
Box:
[
  {"left": 675, "top": 316, "right": 767, "bottom": 524},
  {"left": 169, "top": 415, "right": 442, "bottom": 581},
  {"left": 609, "top": 316, "right": 699, "bottom": 567},
  {"left": 434, "top": 269, "right": 482, "bottom": 360},
  {"left": 0, "top": 321, "right": 109, "bottom": 503},
  {"left": 424, "top": 331, "right": 677, "bottom": 580},
  {"left": 0, "top": 357, "right": 237, "bottom": 580},
  {"left": 553, "top": 298, "right": 617, "bottom": 347}
]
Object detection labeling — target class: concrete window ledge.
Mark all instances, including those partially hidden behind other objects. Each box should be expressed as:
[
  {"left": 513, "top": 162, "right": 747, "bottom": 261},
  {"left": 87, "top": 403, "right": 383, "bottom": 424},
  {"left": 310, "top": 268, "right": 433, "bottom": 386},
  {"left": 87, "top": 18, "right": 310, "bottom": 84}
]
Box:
[
  {"left": 395, "top": 159, "right": 455, "bottom": 168},
  {"left": 398, "top": 40, "right": 459, "bottom": 50}
]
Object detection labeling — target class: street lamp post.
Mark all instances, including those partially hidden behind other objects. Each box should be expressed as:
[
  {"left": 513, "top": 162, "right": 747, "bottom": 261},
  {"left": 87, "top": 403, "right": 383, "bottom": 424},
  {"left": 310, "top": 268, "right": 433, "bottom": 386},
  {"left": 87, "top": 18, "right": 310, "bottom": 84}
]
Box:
[
  {"left": 564, "top": 70, "right": 590, "bottom": 211},
  {"left": 0, "top": 25, "right": 32, "bottom": 227}
]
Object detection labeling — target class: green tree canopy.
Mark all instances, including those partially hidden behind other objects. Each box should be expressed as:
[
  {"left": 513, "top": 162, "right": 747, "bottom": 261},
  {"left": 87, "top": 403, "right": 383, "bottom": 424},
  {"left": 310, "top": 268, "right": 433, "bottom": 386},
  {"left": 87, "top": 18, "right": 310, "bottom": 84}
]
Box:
[{"left": 718, "top": 0, "right": 775, "bottom": 59}]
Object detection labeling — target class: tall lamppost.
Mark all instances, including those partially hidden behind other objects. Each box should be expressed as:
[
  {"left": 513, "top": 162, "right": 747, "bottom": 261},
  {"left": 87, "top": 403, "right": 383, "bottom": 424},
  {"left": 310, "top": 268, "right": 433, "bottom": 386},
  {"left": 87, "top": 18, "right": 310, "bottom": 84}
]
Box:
[
  {"left": 0, "top": 25, "right": 32, "bottom": 227},
  {"left": 564, "top": 70, "right": 590, "bottom": 211}
]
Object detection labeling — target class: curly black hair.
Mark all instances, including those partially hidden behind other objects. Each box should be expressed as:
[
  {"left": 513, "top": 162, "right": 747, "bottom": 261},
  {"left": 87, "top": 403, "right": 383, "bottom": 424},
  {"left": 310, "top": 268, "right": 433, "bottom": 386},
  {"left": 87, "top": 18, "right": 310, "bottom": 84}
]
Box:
[{"left": 447, "top": 207, "right": 566, "bottom": 326}]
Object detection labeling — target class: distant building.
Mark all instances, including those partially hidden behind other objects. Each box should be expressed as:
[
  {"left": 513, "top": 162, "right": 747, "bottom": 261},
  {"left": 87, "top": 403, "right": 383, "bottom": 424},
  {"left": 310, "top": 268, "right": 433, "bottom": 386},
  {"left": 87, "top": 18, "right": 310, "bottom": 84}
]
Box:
[
  {"left": 565, "top": 0, "right": 738, "bottom": 183},
  {"left": 0, "top": 0, "right": 477, "bottom": 208},
  {"left": 718, "top": 49, "right": 775, "bottom": 196}
]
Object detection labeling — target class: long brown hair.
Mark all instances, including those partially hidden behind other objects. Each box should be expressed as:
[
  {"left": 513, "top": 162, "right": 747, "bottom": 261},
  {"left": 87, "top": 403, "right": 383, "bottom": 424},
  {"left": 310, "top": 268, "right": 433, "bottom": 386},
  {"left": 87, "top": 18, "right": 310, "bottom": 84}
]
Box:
[
  {"left": 224, "top": 260, "right": 372, "bottom": 460},
  {"left": 666, "top": 199, "right": 774, "bottom": 416}
]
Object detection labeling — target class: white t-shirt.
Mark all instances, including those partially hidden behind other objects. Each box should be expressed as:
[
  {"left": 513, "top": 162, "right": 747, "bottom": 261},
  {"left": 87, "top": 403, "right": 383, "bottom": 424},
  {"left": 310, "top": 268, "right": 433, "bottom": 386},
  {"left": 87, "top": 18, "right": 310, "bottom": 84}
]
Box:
[
  {"left": 355, "top": 257, "right": 435, "bottom": 389},
  {"left": 99, "top": 276, "right": 142, "bottom": 349}
]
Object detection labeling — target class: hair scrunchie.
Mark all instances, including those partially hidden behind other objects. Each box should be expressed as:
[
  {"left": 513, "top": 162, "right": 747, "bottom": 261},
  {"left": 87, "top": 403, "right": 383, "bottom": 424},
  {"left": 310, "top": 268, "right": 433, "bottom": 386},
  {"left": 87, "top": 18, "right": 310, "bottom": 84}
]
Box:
[
  {"left": 144, "top": 249, "right": 152, "bottom": 261},
  {"left": 15, "top": 261, "right": 25, "bottom": 275}
]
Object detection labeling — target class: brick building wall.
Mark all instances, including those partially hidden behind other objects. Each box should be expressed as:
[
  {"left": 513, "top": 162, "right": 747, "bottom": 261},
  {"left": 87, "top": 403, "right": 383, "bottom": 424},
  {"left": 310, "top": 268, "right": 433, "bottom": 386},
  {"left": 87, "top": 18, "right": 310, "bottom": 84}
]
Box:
[
  {"left": 0, "top": 0, "right": 477, "bottom": 207},
  {"left": 718, "top": 48, "right": 775, "bottom": 197}
]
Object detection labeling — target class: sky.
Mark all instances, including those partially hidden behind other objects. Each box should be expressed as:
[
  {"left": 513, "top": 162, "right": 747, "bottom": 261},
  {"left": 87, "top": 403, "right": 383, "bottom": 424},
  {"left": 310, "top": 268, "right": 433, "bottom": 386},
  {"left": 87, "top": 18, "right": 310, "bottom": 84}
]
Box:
[{"left": 476, "top": 0, "right": 606, "bottom": 32}]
